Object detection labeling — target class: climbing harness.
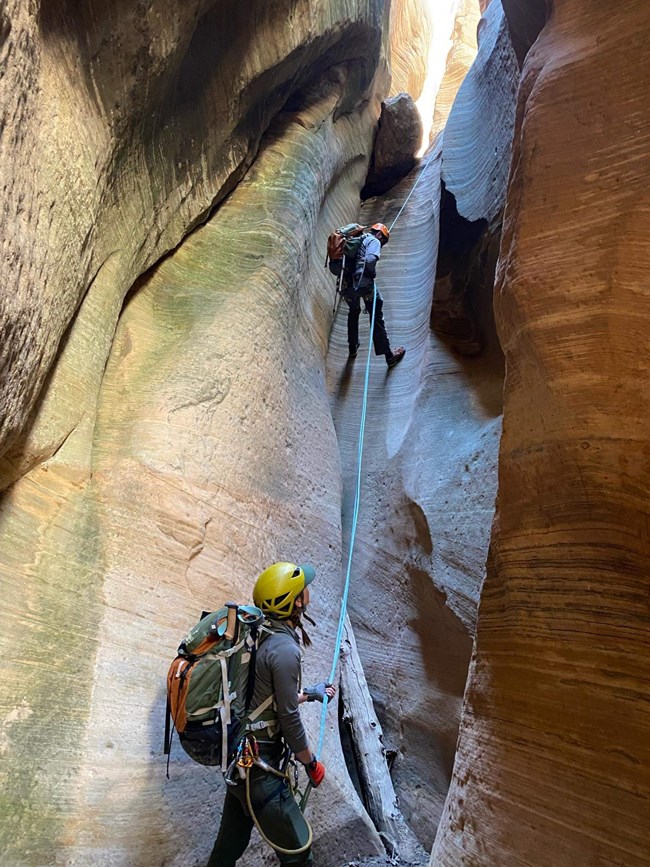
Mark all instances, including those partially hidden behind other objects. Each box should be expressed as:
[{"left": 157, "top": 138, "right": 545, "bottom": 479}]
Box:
[{"left": 231, "top": 734, "right": 314, "bottom": 856}]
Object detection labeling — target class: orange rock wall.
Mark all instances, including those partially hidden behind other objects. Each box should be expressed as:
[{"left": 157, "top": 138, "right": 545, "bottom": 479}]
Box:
[{"left": 431, "top": 1, "right": 650, "bottom": 864}]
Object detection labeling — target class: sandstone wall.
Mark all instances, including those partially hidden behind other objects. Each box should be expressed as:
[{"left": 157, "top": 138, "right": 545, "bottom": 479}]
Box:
[
  {"left": 432, "top": 0, "right": 518, "bottom": 356},
  {"left": 388, "top": 0, "right": 432, "bottom": 100},
  {"left": 432, "top": 1, "right": 650, "bottom": 864},
  {"left": 389, "top": 0, "right": 483, "bottom": 152},
  {"left": 0, "top": 0, "right": 523, "bottom": 862},
  {"left": 327, "top": 5, "right": 506, "bottom": 845},
  {"left": 0, "top": 0, "right": 384, "bottom": 465},
  {"left": 0, "top": 66, "right": 389, "bottom": 867},
  {"left": 440, "top": 0, "right": 518, "bottom": 225},
  {"left": 429, "top": 0, "right": 481, "bottom": 140},
  {"left": 0, "top": 2, "right": 392, "bottom": 863},
  {"left": 329, "top": 164, "right": 503, "bottom": 847}
]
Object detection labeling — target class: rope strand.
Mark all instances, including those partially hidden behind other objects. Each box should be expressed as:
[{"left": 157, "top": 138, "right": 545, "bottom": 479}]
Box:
[
  {"left": 316, "top": 284, "right": 377, "bottom": 760},
  {"left": 315, "top": 144, "right": 437, "bottom": 766}
]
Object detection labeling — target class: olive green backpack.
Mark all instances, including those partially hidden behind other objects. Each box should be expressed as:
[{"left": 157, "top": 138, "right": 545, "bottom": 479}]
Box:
[{"left": 164, "top": 604, "right": 277, "bottom": 772}]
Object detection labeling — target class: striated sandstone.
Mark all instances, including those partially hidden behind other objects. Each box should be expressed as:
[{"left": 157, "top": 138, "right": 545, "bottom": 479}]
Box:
[
  {"left": 440, "top": 0, "right": 519, "bottom": 225},
  {"left": 328, "top": 138, "right": 502, "bottom": 850},
  {"left": 432, "top": 0, "right": 518, "bottom": 355},
  {"left": 388, "top": 0, "right": 482, "bottom": 152},
  {"left": 429, "top": 0, "right": 481, "bottom": 140},
  {"left": 0, "top": 32, "right": 391, "bottom": 867},
  {"left": 432, "top": 1, "right": 650, "bottom": 864},
  {"left": 0, "top": 0, "right": 508, "bottom": 863},
  {"left": 388, "top": 0, "right": 432, "bottom": 101},
  {"left": 0, "top": 0, "right": 385, "bottom": 462}
]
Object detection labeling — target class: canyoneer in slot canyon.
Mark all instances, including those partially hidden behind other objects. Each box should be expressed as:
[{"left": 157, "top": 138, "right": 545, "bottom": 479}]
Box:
[
  {"left": 330, "top": 222, "right": 406, "bottom": 368},
  {"left": 208, "top": 562, "right": 335, "bottom": 867}
]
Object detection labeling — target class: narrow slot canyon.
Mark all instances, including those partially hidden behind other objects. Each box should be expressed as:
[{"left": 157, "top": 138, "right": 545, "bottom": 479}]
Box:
[{"left": 1, "top": 2, "right": 649, "bottom": 866}]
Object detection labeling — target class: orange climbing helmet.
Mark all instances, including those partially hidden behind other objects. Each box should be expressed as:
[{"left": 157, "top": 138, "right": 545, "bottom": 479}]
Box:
[{"left": 370, "top": 222, "right": 390, "bottom": 242}]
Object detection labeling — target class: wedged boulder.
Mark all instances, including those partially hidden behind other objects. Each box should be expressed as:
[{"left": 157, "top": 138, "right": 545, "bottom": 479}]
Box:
[
  {"left": 362, "top": 92, "right": 422, "bottom": 198},
  {"left": 432, "top": 1, "right": 650, "bottom": 864}
]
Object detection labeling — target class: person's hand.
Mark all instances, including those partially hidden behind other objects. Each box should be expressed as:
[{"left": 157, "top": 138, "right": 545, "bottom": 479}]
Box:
[
  {"left": 303, "top": 681, "right": 335, "bottom": 703},
  {"left": 304, "top": 757, "right": 325, "bottom": 787}
]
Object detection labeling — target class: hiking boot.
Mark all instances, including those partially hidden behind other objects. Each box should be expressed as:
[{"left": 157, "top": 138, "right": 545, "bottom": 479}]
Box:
[
  {"left": 349, "top": 343, "right": 360, "bottom": 358},
  {"left": 386, "top": 346, "right": 406, "bottom": 369}
]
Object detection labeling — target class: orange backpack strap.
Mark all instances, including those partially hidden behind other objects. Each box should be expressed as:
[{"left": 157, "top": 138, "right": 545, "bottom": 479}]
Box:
[{"left": 166, "top": 656, "right": 193, "bottom": 735}]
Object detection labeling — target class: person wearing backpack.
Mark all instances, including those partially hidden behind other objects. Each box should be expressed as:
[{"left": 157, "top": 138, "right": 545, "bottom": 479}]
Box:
[
  {"left": 340, "top": 223, "right": 406, "bottom": 369},
  {"left": 207, "top": 562, "right": 335, "bottom": 867}
]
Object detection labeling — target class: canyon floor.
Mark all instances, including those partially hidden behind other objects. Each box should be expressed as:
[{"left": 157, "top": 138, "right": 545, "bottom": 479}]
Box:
[{"left": 340, "top": 855, "right": 428, "bottom": 866}]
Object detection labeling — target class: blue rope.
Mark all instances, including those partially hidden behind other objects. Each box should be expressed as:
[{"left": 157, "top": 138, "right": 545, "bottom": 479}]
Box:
[
  {"left": 387, "top": 144, "right": 437, "bottom": 233},
  {"left": 310, "top": 149, "right": 438, "bottom": 778},
  {"left": 316, "top": 285, "right": 378, "bottom": 760}
]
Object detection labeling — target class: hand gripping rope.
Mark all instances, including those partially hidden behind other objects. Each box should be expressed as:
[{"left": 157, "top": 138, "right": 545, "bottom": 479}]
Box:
[{"left": 303, "top": 146, "right": 439, "bottom": 809}]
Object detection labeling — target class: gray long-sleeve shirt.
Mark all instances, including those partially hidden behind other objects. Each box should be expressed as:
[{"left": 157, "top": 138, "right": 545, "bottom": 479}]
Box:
[{"left": 250, "top": 619, "right": 309, "bottom": 756}]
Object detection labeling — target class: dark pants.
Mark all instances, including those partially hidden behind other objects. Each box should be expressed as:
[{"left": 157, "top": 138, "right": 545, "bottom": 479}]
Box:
[
  {"left": 208, "top": 768, "right": 312, "bottom": 866},
  {"left": 344, "top": 288, "right": 391, "bottom": 356}
]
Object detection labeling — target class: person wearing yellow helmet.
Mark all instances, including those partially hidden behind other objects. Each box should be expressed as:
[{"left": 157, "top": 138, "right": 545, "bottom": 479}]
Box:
[
  {"left": 341, "top": 222, "right": 406, "bottom": 369},
  {"left": 208, "top": 562, "right": 335, "bottom": 867},
  {"left": 253, "top": 561, "right": 315, "bottom": 621}
]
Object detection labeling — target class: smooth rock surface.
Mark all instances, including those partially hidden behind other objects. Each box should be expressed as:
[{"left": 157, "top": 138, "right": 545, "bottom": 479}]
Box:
[
  {"left": 440, "top": 0, "right": 519, "bottom": 224},
  {"left": 0, "top": 0, "right": 384, "bottom": 462},
  {"left": 388, "top": 0, "right": 432, "bottom": 101},
  {"left": 432, "top": 0, "right": 518, "bottom": 355},
  {"left": 328, "top": 135, "right": 503, "bottom": 849},
  {"left": 0, "top": 59, "right": 388, "bottom": 867},
  {"left": 0, "top": 1, "right": 506, "bottom": 863},
  {"left": 432, "top": 1, "right": 650, "bottom": 864},
  {"left": 429, "top": 0, "right": 481, "bottom": 140}
]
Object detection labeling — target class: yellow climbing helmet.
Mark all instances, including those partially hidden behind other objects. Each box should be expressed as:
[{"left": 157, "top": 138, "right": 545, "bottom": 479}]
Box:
[{"left": 253, "top": 562, "right": 315, "bottom": 619}]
